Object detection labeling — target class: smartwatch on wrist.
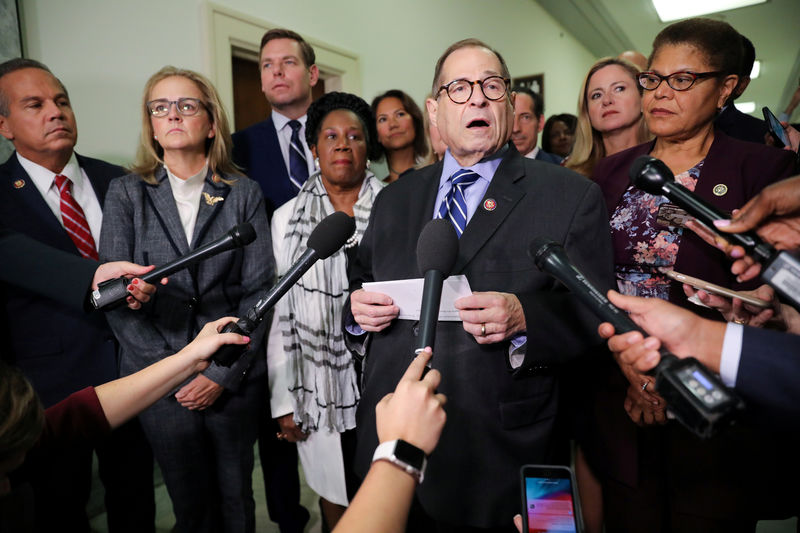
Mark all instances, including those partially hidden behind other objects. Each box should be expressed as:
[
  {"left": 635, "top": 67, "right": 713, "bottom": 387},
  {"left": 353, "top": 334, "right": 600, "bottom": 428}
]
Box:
[{"left": 372, "top": 439, "right": 427, "bottom": 483}]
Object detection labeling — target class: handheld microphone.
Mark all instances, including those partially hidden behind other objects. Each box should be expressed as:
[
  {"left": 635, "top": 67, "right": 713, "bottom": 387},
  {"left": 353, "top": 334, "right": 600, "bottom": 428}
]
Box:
[
  {"left": 529, "top": 237, "right": 744, "bottom": 439},
  {"left": 630, "top": 155, "right": 800, "bottom": 308},
  {"left": 212, "top": 211, "right": 356, "bottom": 367},
  {"left": 415, "top": 219, "right": 459, "bottom": 354},
  {"left": 91, "top": 223, "right": 257, "bottom": 310}
]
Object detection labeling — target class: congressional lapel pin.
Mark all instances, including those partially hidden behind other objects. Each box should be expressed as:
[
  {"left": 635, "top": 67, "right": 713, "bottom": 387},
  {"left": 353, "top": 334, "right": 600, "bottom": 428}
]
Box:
[
  {"left": 483, "top": 198, "right": 497, "bottom": 211},
  {"left": 712, "top": 184, "right": 728, "bottom": 197},
  {"left": 203, "top": 192, "right": 224, "bottom": 206},
  {"left": 13, "top": 179, "right": 25, "bottom": 189}
]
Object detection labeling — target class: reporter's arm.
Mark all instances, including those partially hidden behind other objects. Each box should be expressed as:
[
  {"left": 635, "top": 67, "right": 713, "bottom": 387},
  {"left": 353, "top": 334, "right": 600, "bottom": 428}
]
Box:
[{"left": 95, "top": 318, "right": 249, "bottom": 428}]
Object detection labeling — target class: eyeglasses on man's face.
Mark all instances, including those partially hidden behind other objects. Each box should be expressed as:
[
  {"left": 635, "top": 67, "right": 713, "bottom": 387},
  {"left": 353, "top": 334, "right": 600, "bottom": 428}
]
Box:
[
  {"left": 637, "top": 70, "right": 722, "bottom": 92},
  {"left": 438, "top": 76, "right": 511, "bottom": 104},
  {"left": 146, "top": 97, "right": 205, "bottom": 117}
]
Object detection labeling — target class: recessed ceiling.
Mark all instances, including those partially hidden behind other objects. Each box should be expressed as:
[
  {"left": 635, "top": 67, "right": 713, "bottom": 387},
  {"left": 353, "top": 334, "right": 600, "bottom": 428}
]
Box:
[{"left": 536, "top": 0, "right": 800, "bottom": 118}]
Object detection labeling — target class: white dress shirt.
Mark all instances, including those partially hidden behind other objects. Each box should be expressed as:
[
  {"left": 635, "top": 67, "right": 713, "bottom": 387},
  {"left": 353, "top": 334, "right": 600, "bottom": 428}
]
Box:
[
  {"left": 271, "top": 110, "right": 316, "bottom": 177},
  {"left": 165, "top": 163, "right": 208, "bottom": 245},
  {"left": 17, "top": 152, "right": 104, "bottom": 245}
]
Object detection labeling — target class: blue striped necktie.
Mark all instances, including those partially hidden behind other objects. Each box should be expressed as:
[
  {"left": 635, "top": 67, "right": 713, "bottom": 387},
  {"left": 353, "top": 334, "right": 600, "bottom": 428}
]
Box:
[
  {"left": 288, "top": 119, "right": 309, "bottom": 190},
  {"left": 438, "top": 168, "right": 480, "bottom": 237}
]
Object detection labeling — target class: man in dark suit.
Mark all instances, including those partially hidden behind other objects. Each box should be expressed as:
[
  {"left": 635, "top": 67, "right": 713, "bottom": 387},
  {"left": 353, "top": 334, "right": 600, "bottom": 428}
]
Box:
[
  {"left": 0, "top": 58, "right": 154, "bottom": 533},
  {"left": 347, "top": 39, "right": 613, "bottom": 532},
  {"left": 231, "top": 28, "right": 315, "bottom": 533},
  {"left": 715, "top": 34, "right": 769, "bottom": 144},
  {"left": 510, "top": 86, "right": 562, "bottom": 164},
  {"left": 232, "top": 28, "right": 318, "bottom": 218}
]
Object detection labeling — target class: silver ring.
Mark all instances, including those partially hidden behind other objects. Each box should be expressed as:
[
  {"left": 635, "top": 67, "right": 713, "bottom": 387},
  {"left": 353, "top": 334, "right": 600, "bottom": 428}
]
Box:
[
  {"left": 642, "top": 382, "right": 649, "bottom": 392},
  {"left": 481, "top": 323, "right": 486, "bottom": 336}
]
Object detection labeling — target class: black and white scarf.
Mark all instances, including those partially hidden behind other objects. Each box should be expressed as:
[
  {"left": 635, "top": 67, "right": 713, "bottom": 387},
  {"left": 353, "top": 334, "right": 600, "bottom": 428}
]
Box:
[{"left": 278, "top": 170, "right": 381, "bottom": 433}]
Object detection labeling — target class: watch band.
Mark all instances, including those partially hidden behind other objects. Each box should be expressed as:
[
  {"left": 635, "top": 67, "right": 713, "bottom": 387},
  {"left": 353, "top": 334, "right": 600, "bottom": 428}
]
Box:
[{"left": 372, "top": 439, "right": 427, "bottom": 483}]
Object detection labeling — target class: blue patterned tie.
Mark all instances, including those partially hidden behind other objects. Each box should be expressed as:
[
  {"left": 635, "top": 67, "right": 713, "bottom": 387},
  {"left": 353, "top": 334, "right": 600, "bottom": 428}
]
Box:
[
  {"left": 288, "top": 120, "right": 309, "bottom": 190},
  {"left": 438, "top": 169, "right": 480, "bottom": 237}
]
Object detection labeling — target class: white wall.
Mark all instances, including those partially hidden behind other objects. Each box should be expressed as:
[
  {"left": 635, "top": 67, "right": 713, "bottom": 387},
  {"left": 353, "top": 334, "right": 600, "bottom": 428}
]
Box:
[{"left": 21, "top": 0, "right": 596, "bottom": 165}]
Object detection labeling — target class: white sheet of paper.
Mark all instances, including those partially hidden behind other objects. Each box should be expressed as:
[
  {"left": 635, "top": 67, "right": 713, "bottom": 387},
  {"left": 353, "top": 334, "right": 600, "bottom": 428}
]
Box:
[{"left": 362, "top": 275, "right": 472, "bottom": 321}]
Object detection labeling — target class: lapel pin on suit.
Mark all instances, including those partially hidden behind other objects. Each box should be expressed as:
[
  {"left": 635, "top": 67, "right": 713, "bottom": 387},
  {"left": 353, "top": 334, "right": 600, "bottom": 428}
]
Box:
[
  {"left": 13, "top": 179, "right": 25, "bottom": 189},
  {"left": 203, "top": 192, "right": 224, "bottom": 206},
  {"left": 483, "top": 198, "right": 497, "bottom": 211},
  {"left": 712, "top": 184, "right": 728, "bottom": 196}
]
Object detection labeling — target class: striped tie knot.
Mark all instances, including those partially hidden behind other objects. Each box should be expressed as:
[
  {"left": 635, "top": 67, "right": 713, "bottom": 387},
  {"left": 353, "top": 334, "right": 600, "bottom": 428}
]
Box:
[
  {"left": 438, "top": 169, "right": 480, "bottom": 237},
  {"left": 54, "top": 174, "right": 98, "bottom": 260},
  {"left": 288, "top": 119, "right": 309, "bottom": 190}
]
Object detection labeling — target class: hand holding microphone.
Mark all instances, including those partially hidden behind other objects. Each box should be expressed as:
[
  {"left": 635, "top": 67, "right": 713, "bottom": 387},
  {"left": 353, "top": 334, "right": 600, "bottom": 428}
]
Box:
[
  {"left": 92, "top": 223, "right": 257, "bottom": 310},
  {"left": 212, "top": 211, "right": 356, "bottom": 367},
  {"left": 529, "top": 237, "right": 743, "bottom": 439},
  {"left": 630, "top": 156, "right": 800, "bottom": 310}
]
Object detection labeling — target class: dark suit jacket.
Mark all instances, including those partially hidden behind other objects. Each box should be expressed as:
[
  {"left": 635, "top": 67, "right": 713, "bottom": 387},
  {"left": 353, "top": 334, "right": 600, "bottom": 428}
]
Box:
[
  {"left": 0, "top": 153, "right": 124, "bottom": 407},
  {"left": 347, "top": 145, "right": 613, "bottom": 527},
  {"left": 592, "top": 129, "right": 795, "bottom": 304},
  {"left": 534, "top": 148, "right": 563, "bottom": 165},
  {"left": 232, "top": 117, "right": 297, "bottom": 219},
  {"left": 0, "top": 228, "right": 96, "bottom": 310},
  {"left": 715, "top": 105, "right": 769, "bottom": 145},
  {"left": 738, "top": 326, "right": 800, "bottom": 422}
]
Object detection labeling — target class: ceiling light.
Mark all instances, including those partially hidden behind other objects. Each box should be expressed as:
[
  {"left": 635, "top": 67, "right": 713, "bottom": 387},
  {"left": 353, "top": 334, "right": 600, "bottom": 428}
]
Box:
[
  {"left": 734, "top": 102, "right": 756, "bottom": 114},
  {"left": 652, "top": 0, "right": 767, "bottom": 22},
  {"left": 750, "top": 60, "right": 760, "bottom": 79}
]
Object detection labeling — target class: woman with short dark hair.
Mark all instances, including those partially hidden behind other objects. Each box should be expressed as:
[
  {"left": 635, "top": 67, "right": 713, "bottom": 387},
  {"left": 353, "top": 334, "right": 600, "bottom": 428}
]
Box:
[{"left": 268, "top": 91, "right": 382, "bottom": 530}]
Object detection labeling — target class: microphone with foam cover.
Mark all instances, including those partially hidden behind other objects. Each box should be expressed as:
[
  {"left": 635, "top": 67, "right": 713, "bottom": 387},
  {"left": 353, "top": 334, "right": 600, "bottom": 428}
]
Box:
[
  {"left": 629, "top": 155, "right": 800, "bottom": 309},
  {"left": 212, "top": 211, "right": 356, "bottom": 367},
  {"left": 415, "top": 219, "right": 459, "bottom": 354}
]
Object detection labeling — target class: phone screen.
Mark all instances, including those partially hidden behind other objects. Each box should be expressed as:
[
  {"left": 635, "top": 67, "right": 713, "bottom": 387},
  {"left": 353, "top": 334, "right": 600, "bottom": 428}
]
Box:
[
  {"left": 763, "top": 106, "right": 790, "bottom": 147},
  {"left": 522, "top": 470, "right": 578, "bottom": 532}
]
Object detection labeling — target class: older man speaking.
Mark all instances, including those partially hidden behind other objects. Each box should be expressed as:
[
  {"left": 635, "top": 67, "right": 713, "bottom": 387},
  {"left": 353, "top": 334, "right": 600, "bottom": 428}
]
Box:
[{"left": 346, "top": 39, "right": 613, "bottom": 532}]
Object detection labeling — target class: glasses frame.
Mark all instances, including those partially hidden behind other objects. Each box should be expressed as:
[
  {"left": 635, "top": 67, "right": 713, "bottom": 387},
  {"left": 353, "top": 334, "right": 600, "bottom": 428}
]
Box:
[
  {"left": 146, "top": 97, "right": 206, "bottom": 118},
  {"left": 438, "top": 76, "right": 511, "bottom": 104},
  {"left": 637, "top": 70, "right": 723, "bottom": 92}
]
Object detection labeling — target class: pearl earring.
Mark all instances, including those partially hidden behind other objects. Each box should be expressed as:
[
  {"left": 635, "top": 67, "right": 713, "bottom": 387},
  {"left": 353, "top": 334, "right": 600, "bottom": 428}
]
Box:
[{"left": 314, "top": 157, "right": 320, "bottom": 169}]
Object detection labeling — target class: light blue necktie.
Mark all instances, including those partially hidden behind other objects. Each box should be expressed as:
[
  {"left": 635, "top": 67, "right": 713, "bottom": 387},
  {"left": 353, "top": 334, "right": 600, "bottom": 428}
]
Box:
[
  {"left": 288, "top": 120, "right": 309, "bottom": 190},
  {"left": 438, "top": 169, "right": 480, "bottom": 237}
]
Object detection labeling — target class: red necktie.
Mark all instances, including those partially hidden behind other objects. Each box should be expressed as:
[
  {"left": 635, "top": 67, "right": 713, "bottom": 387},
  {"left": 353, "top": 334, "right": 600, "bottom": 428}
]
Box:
[{"left": 54, "top": 174, "right": 98, "bottom": 260}]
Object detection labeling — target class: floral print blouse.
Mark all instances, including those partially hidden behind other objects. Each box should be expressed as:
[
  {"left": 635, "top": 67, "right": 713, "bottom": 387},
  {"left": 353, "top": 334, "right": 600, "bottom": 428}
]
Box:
[{"left": 610, "top": 160, "right": 704, "bottom": 299}]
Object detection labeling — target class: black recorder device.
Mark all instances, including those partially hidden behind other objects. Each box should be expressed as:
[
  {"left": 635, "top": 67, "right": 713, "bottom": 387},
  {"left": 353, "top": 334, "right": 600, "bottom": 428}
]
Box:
[{"left": 530, "top": 239, "right": 744, "bottom": 439}]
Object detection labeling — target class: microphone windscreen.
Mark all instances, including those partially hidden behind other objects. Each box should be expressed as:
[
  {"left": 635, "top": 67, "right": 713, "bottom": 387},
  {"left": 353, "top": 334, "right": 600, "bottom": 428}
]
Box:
[
  {"left": 230, "top": 223, "right": 257, "bottom": 247},
  {"left": 528, "top": 237, "right": 561, "bottom": 270},
  {"left": 628, "top": 155, "right": 674, "bottom": 194},
  {"left": 307, "top": 211, "right": 356, "bottom": 259},
  {"left": 417, "top": 219, "right": 459, "bottom": 275}
]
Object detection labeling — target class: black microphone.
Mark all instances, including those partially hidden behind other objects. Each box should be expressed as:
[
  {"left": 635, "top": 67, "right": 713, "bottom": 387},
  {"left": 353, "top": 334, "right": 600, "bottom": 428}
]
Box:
[
  {"left": 415, "top": 219, "right": 459, "bottom": 354},
  {"left": 91, "top": 223, "right": 257, "bottom": 310},
  {"left": 212, "top": 211, "right": 356, "bottom": 367},
  {"left": 530, "top": 237, "right": 744, "bottom": 439},
  {"left": 630, "top": 155, "right": 800, "bottom": 308}
]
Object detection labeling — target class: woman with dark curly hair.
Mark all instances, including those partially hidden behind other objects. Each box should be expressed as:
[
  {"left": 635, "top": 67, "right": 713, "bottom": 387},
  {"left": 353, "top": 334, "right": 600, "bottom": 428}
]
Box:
[
  {"left": 266, "top": 91, "right": 382, "bottom": 529},
  {"left": 371, "top": 89, "right": 430, "bottom": 183},
  {"left": 542, "top": 113, "right": 577, "bottom": 159}
]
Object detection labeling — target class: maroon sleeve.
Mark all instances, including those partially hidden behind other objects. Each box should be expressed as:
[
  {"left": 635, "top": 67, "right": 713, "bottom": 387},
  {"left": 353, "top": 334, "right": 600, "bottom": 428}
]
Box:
[{"left": 39, "top": 387, "right": 112, "bottom": 448}]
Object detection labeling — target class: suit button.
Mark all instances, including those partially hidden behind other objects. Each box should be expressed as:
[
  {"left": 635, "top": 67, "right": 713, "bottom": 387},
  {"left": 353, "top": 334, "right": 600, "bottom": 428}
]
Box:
[{"left": 188, "top": 297, "right": 198, "bottom": 309}]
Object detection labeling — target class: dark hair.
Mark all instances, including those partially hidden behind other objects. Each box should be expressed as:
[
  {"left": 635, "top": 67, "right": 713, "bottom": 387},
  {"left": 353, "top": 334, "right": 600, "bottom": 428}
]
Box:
[
  {"left": 510, "top": 86, "right": 543, "bottom": 117},
  {"left": 260, "top": 28, "right": 315, "bottom": 68},
  {"left": 739, "top": 34, "right": 755, "bottom": 79},
  {"left": 650, "top": 18, "right": 742, "bottom": 77},
  {"left": 370, "top": 89, "right": 429, "bottom": 160},
  {"left": 541, "top": 113, "right": 577, "bottom": 154},
  {"left": 306, "top": 91, "right": 381, "bottom": 161},
  {"left": 0, "top": 361, "right": 45, "bottom": 464},
  {"left": 0, "top": 58, "right": 67, "bottom": 116},
  {"left": 431, "top": 38, "right": 511, "bottom": 96}
]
